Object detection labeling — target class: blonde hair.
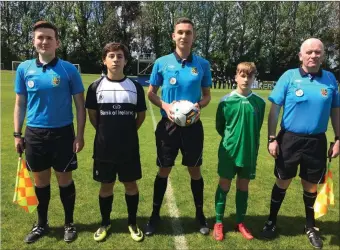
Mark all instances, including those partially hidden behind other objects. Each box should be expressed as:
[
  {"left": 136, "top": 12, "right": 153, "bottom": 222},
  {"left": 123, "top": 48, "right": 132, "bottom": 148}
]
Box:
[{"left": 236, "top": 62, "right": 257, "bottom": 76}]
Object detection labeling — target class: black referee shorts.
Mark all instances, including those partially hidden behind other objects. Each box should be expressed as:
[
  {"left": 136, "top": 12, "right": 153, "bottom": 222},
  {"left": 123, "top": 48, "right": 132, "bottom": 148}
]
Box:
[
  {"left": 25, "top": 124, "right": 77, "bottom": 173},
  {"left": 274, "top": 130, "right": 327, "bottom": 184},
  {"left": 155, "top": 118, "right": 204, "bottom": 168}
]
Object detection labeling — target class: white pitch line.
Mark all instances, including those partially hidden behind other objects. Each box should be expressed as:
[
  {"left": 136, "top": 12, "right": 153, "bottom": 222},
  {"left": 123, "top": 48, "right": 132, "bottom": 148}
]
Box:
[{"left": 148, "top": 100, "right": 188, "bottom": 250}]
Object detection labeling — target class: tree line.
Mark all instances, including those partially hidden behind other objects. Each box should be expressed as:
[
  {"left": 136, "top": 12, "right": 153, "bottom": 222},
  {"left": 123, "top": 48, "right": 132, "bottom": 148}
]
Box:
[{"left": 1, "top": 1, "right": 339, "bottom": 80}]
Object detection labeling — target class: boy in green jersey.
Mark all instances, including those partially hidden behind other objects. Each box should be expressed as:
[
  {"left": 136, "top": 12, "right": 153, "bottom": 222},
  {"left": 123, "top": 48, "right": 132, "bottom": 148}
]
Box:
[{"left": 213, "top": 62, "right": 266, "bottom": 241}]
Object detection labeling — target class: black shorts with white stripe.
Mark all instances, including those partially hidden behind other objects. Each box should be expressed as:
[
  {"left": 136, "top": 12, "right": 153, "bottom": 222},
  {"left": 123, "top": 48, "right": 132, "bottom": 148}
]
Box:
[{"left": 24, "top": 124, "right": 77, "bottom": 172}]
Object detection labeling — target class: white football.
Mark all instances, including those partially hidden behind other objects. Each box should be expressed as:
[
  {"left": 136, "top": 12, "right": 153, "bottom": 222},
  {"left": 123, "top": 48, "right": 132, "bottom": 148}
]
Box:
[{"left": 172, "top": 100, "right": 199, "bottom": 127}]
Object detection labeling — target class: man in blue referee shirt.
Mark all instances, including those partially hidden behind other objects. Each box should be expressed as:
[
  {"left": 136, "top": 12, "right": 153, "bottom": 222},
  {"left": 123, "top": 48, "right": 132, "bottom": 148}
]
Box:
[
  {"left": 145, "top": 17, "right": 212, "bottom": 236},
  {"left": 261, "top": 38, "right": 340, "bottom": 249},
  {"left": 14, "top": 21, "right": 85, "bottom": 243}
]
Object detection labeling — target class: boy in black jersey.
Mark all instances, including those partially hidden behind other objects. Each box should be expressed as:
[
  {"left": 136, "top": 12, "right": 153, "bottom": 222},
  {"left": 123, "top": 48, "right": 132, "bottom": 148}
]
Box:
[{"left": 85, "top": 42, "right": 147, "bottom": 242}]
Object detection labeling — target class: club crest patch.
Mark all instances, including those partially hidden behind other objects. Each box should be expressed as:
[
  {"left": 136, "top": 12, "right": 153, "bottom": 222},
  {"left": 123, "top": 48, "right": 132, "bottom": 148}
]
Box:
[
  {"left": 320, "top": 88, "right": 328, "bottom": 97},
  {"left": 52, "top": 76, "right": 60, "bottom": 87},
  {"left": 191, "top": 67, "right": 198, "bottom": 76}
]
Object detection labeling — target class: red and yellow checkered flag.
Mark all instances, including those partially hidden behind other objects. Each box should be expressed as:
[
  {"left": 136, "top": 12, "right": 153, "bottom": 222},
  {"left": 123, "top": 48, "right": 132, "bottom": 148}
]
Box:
[
  {"left": 13, "top": 155, "right": 38, "bottom": 213},
  {"left": 314, "top": 149, "right": 335, "bottom": 219}
]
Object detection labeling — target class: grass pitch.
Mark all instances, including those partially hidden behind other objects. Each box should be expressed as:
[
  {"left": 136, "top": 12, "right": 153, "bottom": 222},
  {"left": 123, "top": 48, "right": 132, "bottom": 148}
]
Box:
[{"left": 1, "top": 70, "right": 339, "bottom": 249}]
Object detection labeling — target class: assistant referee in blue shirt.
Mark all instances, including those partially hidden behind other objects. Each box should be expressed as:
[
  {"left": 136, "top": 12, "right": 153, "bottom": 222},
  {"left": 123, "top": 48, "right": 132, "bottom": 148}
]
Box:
[
  {"left": 261, "top": 38, "right": 340, "bottom": 249},
  {"left": 14, "top": 21, "right": 85, "bottom": 244}
]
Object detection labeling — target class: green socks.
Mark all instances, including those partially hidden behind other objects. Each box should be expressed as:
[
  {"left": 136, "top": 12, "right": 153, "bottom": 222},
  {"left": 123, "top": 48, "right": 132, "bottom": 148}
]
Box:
[
  {"left": 215, "top": 185, "right": 228, "bottom": 223},
  {"left": 236, "top": 189, "right": 248, "bottom": 224}
]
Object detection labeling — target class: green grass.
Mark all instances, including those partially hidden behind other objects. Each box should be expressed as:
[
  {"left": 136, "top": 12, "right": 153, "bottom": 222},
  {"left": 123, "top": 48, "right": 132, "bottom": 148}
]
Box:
[{"left": 1, "top": 70, "right": 339, "bottom": 249}]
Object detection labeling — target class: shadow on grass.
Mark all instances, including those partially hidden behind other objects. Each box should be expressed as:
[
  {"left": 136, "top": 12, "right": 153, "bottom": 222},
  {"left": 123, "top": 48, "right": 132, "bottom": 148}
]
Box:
[{"left": 45, "top": 214, "right": 339, "bottom": 246}]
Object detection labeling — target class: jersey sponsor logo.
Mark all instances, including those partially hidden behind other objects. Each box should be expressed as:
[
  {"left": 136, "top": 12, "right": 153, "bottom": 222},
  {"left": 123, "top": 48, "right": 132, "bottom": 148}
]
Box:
[
  {"left": 27, "top": 80, "right": 35, "bottom": 88},
  {"left": 170, "top": 77, "right": 177, "bottom": 85},
  {"left": 52, "top": 75, "right": 60, "bottom": 87},
  {"left": 112, "top": 104, "right": 121, "bottom": 109},
  {"left": 168, "top": 65, "right": 175, "bottom": 69},
  {"left": 28, "top": 70, "right": 36, "bottom": 74},
  {"left": 294, "top": 79, "right": 302, "bottom": 83},
  {"left": 191, "top": 67, "right": 198, "bottom": 76},
  {"left": 99, "top": 94, "right": 104, "bottom": 101},
  {"left": 321, "top": 88, "right": 328, "bottom": 97}
]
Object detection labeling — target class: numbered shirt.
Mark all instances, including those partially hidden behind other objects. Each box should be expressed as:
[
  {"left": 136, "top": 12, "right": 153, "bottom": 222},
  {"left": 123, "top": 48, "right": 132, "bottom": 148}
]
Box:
[
  {"left": 269, "top": 68, "right": 340, "bottom": 134},
  {"left": 14, "top": 58, "right": 84, "bottom": 128},
  {"left": 149, "top": 52, "right": 212, "bottom": 117},
  {"left": 85, "top": 76, "right": 147, "bottom": 162}
]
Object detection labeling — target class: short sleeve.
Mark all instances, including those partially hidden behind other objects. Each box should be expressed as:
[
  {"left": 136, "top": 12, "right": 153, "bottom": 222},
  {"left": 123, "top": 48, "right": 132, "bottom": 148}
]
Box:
[
  {"left": 135, "top": 81, "right": 147, "bottom": 112},
  {"left": 149, "top": 59, "right": 163, "bottom": 86},
  {"left": 328, "top": 72, "right": 340, "bottom": 108},
  {"left": 70, "top": 68, "right": 85, "bottom": 95},
  {"left": 268, "top": 70, "right": 291, "bottom": 106},
  {"left": 14, "top": 64, "right": 27, "bottom": 96},
  {"left": 85, "top": 83, "right": 97, "bottom": 110},
  {"left": 201, "top": 61, "right": 212, "bottom": 88}
]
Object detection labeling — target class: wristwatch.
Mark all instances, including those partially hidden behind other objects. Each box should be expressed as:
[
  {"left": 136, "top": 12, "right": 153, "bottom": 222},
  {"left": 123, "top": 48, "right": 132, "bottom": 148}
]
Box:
[
  {"left": 13, "top": 132, "right": 22, "bottom": 138},
  {"left": 268, "top": 136, "right": 277, "bottom": 143}
]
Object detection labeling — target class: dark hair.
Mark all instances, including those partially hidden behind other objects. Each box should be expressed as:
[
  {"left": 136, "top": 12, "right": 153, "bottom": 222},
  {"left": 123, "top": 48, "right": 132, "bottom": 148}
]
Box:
[
  {"left": 102, "top": 42, "right": 129, "bottom": 60},
  {"left": 33, "top": 21, "right": 58, "bottom": 40},
  {"left": 174, "top": 17, "right": 194, "bottom": 30}
]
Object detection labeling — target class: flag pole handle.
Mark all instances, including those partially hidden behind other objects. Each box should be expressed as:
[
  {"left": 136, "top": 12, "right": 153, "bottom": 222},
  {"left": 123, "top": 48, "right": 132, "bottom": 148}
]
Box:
[
  {"left": 328, "top": 142, "right": 335, "bottom": 164},
  {"left": 13, "top": 157, "right": 21, "bottom": 202}
]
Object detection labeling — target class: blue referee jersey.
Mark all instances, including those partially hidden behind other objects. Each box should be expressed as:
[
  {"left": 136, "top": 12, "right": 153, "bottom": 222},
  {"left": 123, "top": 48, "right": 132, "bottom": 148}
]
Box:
[
  {"left": 269, "top": 68, "right": 340, "bottom": 134},
  {"left": 149, "top": 52, "right": 212, "bottom": 117},
  {"left": 14, "top": 58, "right": 84, "bottom": 128}
]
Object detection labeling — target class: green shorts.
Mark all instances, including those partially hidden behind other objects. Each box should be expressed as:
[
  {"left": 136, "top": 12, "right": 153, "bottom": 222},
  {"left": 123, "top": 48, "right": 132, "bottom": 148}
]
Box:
[{"left": 218, "top": 145, "right": 256, "bottom": 180}]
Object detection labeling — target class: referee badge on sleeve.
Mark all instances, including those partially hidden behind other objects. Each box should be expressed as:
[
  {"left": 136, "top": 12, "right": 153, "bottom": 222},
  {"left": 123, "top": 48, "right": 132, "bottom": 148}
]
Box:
[{"left": 295, "top": 89, "right": 304, "bottom": 97}]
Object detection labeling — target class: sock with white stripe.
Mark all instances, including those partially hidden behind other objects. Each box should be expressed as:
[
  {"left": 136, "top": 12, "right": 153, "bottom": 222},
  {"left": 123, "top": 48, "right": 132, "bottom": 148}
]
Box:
[{"left": 268, "top": 183, "right": 286, "bottom": 225}]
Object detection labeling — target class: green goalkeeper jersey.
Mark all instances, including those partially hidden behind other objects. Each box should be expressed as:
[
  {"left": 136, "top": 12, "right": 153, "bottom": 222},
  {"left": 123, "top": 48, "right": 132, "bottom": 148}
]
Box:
[{"left": 216, "top": 91, "right": 266, "bottom": 168}]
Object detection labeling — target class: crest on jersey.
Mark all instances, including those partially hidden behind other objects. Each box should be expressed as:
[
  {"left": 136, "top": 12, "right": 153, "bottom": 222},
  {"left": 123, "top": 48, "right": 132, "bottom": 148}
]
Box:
[
  {"left": 321, "top": 89, "right": 328, "bottom": 97},
  {"left": 52, "top": 76, "right": 60, "bottom": 87},
  {"left": 191, "top": 67, "right": 198, "bottom": 76}
]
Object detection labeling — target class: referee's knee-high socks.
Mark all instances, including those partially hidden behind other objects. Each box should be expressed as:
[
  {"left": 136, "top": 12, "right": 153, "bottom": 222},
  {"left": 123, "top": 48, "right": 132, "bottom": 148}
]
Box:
[
  {"left": 303, "top": 190, "right": 317, "bottom": 228},
  {"left": 35, "top": 185, "right": 51, "bottom": 226},
  {"left": 59, "top": 181, "right": 75, "bottom": 225},
  {"left": 99, "top": 194, "right": 113, "bottom": 226},
  {"left": 268, "top": 184, "right": 287, "bottom": 225},
  {"left": 152, "top": 175, "right": 168, "bottom": 217},
  {"left": 191, "top": 177, "right": 204, "bottom": 217},
  {"left": 125, "top": 193, "right": 139, "bottom": 225}
]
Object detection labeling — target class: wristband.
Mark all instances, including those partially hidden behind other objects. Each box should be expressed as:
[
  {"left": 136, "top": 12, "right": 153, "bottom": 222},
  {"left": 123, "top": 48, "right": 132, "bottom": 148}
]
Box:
[
  {"left": 13, "top": 132, "right": 22, "bottom": 138},
  {"left": 335, "top": 136, "right": 340, "bottom": 141},
  {"left": 268, "top": 137, "right": 277, "bottom": 143}
]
